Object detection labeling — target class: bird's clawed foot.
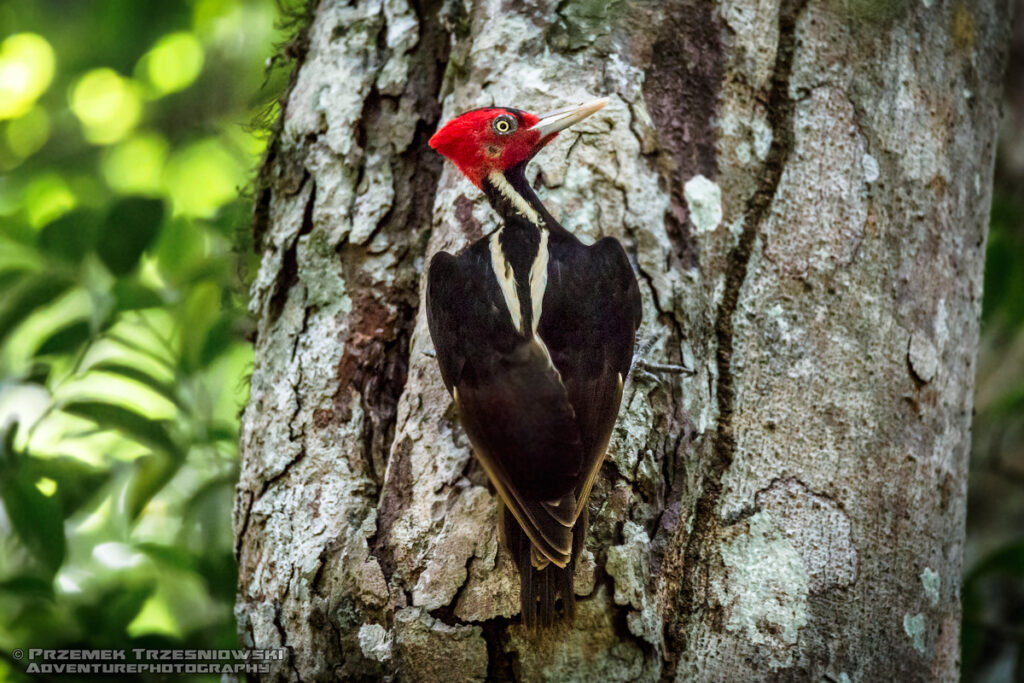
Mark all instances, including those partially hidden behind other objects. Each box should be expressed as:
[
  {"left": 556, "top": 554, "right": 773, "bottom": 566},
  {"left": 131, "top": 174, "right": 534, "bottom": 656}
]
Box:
[
  {"left": 633, "top": 358, "right": 695, "bottom": 384},
  {"left": 630, "top": 334, "right": 695, "bottom": 384}
]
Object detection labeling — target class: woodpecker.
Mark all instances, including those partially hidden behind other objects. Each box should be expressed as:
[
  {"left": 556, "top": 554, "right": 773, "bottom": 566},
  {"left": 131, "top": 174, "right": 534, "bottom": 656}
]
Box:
[{"left": 426, "top": 98, "right": 641, "bottom": 628}]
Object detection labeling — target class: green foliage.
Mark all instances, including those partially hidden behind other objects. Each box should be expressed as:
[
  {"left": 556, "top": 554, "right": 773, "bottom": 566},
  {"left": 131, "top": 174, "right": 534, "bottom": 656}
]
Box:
[
  {"left": 983, "top": 196, "right": 1024, "bottom": 329},
  {"left": 962, "top": 540, "right": 1024, "bottom": 678},
  {"left": 962, "top": 182, "right": 1024, "bottom": 680},
  {"left": 0, "top": 426, "right": 66, "bottom": 575},
  {"left": 0, "top": 0, "right": 287, "bottom": 680},
  {"left": 96, "top": 199, "right": 166, "bottom": 276}
]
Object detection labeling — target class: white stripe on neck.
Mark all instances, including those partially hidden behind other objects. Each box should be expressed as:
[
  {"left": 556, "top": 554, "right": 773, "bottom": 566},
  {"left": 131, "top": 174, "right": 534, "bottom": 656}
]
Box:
[
  {"left": 485, "top": 172, "right": 551, "bottom": 338},
  {"left": 488, "top": 226, "right": 551, "bottom": 338},
  {"left": 489, "top": 231, "right": 523, "bottom": 333},
  {"left": 528, "top": 228, "right": 549, "bottom": 334},
  {"left": 488, "top": 171, "right": 542, "bottom": 227}
]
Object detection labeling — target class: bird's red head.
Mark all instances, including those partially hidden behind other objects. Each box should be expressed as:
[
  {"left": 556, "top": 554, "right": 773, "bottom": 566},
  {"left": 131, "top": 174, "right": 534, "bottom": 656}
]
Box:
[{"left": 429, "top": 99, "right": 608, "bottom": 188}]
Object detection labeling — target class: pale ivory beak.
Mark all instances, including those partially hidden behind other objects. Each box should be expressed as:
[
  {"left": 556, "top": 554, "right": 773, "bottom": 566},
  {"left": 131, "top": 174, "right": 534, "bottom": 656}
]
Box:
[{"left": 529, "top": 97, "right": 609, "bottom": 138}]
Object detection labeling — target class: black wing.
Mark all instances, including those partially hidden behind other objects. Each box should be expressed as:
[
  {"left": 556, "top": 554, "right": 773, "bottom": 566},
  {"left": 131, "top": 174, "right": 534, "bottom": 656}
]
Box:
[
  {"left": 426, "top": 247, "right": 585, "bottom": 567},
  {"left": 538, "top": 235, "right": 642, "bottom": 521}
]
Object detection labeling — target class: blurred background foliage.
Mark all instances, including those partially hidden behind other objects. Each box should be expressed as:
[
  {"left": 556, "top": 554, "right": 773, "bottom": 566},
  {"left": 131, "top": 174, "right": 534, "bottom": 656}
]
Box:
[
  {"left": 962, "top": 5, "right": 1024, "bottom": 679},
  {"left": 0, "top": 0, "right": 288, "bottom": 680},
  {"left": 0, "top": 1, "right": 1020, "bottom": 682}
]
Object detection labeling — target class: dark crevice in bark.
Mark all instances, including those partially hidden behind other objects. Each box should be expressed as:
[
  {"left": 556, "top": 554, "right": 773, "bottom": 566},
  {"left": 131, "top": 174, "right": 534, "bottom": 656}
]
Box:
[
  {"left": 370, "top": 438, "right": 412, "bottom": 585},
  {"left": 234, "top": 490, "right": 254, "bottom": 558},
  {"left": 333, "top": 291, "right": 414, "bottom": 482},
  {"left": 273, "top": 588, "right": 305, "bottom": 683},
  {"left": 322, "top": 607, "right": 345, "bottom": 665},
  {"left": 350, "top": 84, "right": 381, "bottom": 216},
  {"left": 665, "top": 0, "right": 808, "bottom": 677},
  {"left": 426, "top": 552, "right": 475, "bottom": 626},
  {"left": 334, "top": 122, "right": 442, "bottom": 491},
  {"left": 309, "top": 547, "right": 328, "bottom": 594},
  {"left": 360, "top": 0, "right": 452, "bottom": 591},
  {"left": 481, "top": 618, "right": 518, "bottom": 682},
  {"left": 649, "top": 416, "right": 694, "bottom": 577},
  {"left": 601, "top": 569, "right": 663, "bottom": 669},
  {"left": 258, "top": 444, "right": 307, "bottom": 502},
  {"left": 710, "top": 0, "right": 806, "bottom": 491},
  {"left": 253, "top": 184, "right": 273, "bottom": 257},
  {"left": 287, "top": 334, "right": 308, "bottom": 434},
  {"left": 268, "top": 179, "right": 316, "bottom": 326}
]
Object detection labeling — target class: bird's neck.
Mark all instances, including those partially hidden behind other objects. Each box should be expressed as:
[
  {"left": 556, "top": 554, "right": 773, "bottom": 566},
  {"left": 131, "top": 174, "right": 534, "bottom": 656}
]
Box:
[
  {"left": 481, "top": 163, "right": 562, "bottom": 236},
  {"left": 480, "top": 163, "right": 561, "bottom": 337}
]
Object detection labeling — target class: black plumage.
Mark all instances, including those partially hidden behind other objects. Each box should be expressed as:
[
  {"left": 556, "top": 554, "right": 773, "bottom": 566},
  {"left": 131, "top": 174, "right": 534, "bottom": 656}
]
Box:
[{"left": 427, "top": 161, "right": 641, "bottom": 627}]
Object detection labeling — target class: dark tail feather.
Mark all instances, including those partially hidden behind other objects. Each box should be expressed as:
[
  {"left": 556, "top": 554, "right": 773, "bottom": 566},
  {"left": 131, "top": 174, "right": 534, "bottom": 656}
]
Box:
[{"left": 502, "top": 503, "right": 587, "bottom": 629}]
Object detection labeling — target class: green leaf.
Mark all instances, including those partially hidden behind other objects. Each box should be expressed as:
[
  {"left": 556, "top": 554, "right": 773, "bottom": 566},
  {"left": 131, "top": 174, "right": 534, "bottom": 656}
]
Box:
[
  {"left": 97, "top": 198, "right": 166, "bottom": 276},
  {"left": 124, "top": 452, "right": 183, "bottom": 520},
  {"left": 197, "top": 551, "right": 237, "bottom": 602},
  {"left": 983, "top": 195, "right": 1024, "bottom": 326},
  {"left": 0, "top": 421, "right": 18, "bottom": 472},
  {"left": 135, "top": 543, "right": 237, "bottom": 603},
  {"left": 209, "top": 199, "right": 250, "bottom": 238},
  {"left": 960, "top": 539, "right": 1024, "bottom": 678},
  {"left": 89, "top": 361, "right": 182, "bottom": 409},
  {"left": 0, "top": 469, "right": 67, "bottom": 573},
  {"left": 74, "top": 583, "right": 155, "bottom": 644},
  {"left": 0, "top": 273, "right": 73, "bottom": 346},
  {"left": 112, "top": 279, "right": 164, "bottom": 311},
  {"left": 0, "top": 268, "right": 28, "bottom": 293},
  {"left": 181, "top": 472, "right": 236, "bottom": 548},
  {"left": 35, "top": 320, "right": 92, "bottom": 357},
  {"left": 153, "top": 215, "right": 206, "bottom": 284},
  {"left": 20, "top": 455, "right": 111, "bottom": 518},
  {"left": 25, "top": 362, "right": 52, "bottom": 385},
  {"left": 194, "top": 421, "right": 238, "bottom": 444},
  {"left": 62, "top": 401, "right": 181, "bottom": 456},
  {"left": 38, "top": 208, "right": 101, "bottom": 263},
  {"left": 106, "top": 332, "right": 174, "bottom": 368},
  {"left": 964, "top": 541, "right": 1024, "bottom": 585},
  {"left": 0, "top": 237, "right": 43, "bottom": 275},
  {"left": 179, "top": 281, "right": 221, "bottom": 373},
  {"left": 988, "top": 385, "right": 1024, "bottom": 419},
  {"left": 199, "top": 314, "right": 235, "bottom": 367},
  {"left": 135, "top": 542, "right": 197, "bottom": 572},
  {"left": 0, "top": 574, "right": 55, "bottom": 600}
]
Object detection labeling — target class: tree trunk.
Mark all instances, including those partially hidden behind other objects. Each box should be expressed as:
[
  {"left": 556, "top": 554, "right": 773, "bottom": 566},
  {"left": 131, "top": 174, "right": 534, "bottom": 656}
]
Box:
[{"left": 234, "top": 0, "right": 1010, "bottom": 679}]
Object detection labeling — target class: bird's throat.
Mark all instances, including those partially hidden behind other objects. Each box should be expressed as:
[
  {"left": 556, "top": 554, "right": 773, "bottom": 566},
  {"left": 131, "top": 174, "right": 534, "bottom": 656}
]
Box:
[
  {"left": 482, "top": 164, "right": 553, "bottom": 230},
  {"left": 487, "top": 170, "right": 542, "bottom": 227}
]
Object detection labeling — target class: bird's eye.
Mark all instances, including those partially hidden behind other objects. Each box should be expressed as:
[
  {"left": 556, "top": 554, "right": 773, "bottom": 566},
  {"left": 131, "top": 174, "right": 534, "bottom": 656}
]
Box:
[{"left": 493, "top": 115, "right": 516, "bottom": 135}]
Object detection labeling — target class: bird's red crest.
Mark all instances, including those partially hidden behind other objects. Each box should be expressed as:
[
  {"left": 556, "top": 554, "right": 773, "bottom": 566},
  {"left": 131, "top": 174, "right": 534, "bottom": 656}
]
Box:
[{"left": 429, "top": 108, "right": 543, "bottom": 188}]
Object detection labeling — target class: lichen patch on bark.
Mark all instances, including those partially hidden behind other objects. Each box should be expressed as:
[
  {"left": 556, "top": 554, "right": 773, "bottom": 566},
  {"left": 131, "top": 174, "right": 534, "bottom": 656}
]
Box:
[{"left": 717, "top": 511, "right": 809, "bottom": 659}]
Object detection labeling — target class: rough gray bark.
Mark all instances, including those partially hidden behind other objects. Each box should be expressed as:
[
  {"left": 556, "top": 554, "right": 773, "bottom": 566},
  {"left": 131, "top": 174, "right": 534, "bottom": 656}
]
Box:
[{"left": 234, "top": 0, "right": 1011, "bottom": 679}]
